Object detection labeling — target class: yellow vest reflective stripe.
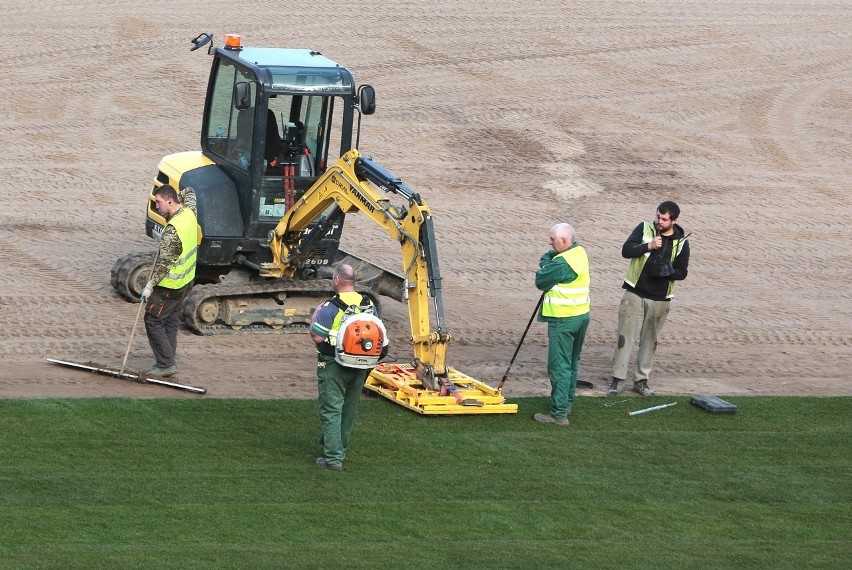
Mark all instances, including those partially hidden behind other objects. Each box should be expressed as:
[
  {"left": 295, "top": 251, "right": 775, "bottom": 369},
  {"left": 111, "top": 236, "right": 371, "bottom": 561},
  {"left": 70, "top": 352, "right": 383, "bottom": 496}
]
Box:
[
  {"left": 326, "top": 291, "right": 366, "bottom": 347},
  {"left": 542, "top": 246, "right": 591, "bottom": 317},
  {"left": 623, "top": 222, "right": 655, "bottom": 288},
  {"left": 159, "top": 207, "right": 198, "bottom": 289},
  {"left": 623, "top": 222, "right": 685, "bottom": 299}
]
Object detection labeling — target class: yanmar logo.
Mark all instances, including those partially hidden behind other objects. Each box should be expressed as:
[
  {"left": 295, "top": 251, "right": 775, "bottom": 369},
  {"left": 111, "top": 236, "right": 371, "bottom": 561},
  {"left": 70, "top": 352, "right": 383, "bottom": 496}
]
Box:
[{"left": 332, "top": 174, "right": 375, "bottom": 213}]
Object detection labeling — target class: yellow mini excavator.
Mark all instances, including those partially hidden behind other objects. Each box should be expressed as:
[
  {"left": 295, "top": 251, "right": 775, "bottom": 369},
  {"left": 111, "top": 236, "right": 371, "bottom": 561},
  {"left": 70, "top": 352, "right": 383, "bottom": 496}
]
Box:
[{"left": 111, "top": 33, "right": 516, "bottom": 414}]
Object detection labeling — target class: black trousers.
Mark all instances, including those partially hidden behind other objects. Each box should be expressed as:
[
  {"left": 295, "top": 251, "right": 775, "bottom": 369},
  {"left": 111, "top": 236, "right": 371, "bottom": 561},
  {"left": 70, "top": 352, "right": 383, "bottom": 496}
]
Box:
[{"left": 144, "top": 284, "right": 191, "bottom": 368}]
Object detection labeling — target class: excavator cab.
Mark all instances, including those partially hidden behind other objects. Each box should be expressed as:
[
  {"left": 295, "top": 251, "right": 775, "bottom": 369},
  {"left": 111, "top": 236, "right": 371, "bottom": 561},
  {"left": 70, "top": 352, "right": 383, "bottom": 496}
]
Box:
[{"left": 164, "top": 36, "right": 375, "bottom": 274}]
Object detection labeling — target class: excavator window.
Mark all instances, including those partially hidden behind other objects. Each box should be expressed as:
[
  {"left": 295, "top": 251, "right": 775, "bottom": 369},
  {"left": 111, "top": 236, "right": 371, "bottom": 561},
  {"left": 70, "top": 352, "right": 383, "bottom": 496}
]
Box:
[
  {"left": 259, "top": 92, "right": 342, "bottom": 221},
  {"left": 228, "top": 108, "right": 255, "bottom": 170},
  {"left": 206, "top": 59, "right": 256, "bottom": 170}
]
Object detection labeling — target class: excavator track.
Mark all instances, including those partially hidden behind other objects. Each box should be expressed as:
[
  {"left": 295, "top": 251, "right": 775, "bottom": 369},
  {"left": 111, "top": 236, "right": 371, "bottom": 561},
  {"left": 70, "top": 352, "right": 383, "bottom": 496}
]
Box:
[
  {"left": 111, "top": 251, "right": 156, "bottom": 301},
  {"left": 182, "top": 278, "right": 380, "bottom": 335},
  {"left": 111, "top": 249, "right": 403, "bottom": 336}
]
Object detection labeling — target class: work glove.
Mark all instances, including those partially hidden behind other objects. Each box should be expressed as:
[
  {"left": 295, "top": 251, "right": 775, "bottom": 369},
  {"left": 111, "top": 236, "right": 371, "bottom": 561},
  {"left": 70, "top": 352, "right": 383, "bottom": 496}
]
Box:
[{"left": 140, "top": 281, "right": 155, "bottom": 303}]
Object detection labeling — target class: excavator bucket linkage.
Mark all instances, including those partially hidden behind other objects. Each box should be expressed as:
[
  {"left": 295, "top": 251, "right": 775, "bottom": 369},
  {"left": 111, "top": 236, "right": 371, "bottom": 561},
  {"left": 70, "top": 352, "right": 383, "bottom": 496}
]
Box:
[{"left": 365, "top": 364, "right": 518, "bottom": 415}]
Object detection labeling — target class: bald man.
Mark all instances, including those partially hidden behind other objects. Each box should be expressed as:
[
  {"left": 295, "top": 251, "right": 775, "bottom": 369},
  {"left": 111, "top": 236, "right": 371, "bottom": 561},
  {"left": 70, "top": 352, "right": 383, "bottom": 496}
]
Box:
[
  {"left": 309, "top": 264, "right": 375, "bottom": 471},
  {"left": 533, "top": 223, "right": 591, "bottom": 426}
]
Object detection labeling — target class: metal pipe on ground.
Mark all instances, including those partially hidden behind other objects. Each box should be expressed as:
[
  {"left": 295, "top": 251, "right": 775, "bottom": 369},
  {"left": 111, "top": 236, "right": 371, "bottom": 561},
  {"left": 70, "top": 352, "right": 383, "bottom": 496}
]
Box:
[{"left": 627, "top": 402, "right": 677, "bottom": 416}]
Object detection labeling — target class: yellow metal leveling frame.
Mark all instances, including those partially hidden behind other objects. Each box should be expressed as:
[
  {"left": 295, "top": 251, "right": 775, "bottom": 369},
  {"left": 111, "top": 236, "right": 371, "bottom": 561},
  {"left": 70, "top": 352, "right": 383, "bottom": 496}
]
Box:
[{"left": 365, "top": 364, "right": 518, "bottom": 415}]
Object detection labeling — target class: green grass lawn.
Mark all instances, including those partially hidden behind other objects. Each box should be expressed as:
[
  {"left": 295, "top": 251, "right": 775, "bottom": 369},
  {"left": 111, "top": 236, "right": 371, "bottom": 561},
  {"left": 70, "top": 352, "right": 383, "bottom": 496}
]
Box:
[{"left": 0, "top": 396, "right": 849, "bottom": 569}]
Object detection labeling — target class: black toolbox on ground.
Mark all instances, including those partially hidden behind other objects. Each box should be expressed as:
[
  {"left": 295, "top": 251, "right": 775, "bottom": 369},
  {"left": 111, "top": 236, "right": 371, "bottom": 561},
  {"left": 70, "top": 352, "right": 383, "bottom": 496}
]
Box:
[{"left": 690, "top": 395, "right": 738, "bottom": 414}]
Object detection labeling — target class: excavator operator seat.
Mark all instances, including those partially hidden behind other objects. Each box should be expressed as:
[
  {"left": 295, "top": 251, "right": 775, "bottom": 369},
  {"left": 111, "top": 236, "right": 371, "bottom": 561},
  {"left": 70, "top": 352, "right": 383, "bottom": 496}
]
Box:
[
  {"left": 265, "top": 109, "right": 282, "bottom": 164},
  {"left": 283, "top": 121, "right": 305, "bottom": 151}
]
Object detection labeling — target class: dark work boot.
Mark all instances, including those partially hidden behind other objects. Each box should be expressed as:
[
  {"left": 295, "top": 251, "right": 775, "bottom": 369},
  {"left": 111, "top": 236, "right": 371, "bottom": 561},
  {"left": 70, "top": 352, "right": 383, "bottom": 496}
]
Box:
[
  {"left": 606, "top": 377, "right": 624, "bottom": 397},
  {"left": 633, "top": 380, "right": 656, "bottom": 396},
  {"left": 146, "top": 365, "right": 178, "bottom": 378},
  {"left": 316, "top": 457, "right": 343, "bottom": 472}
]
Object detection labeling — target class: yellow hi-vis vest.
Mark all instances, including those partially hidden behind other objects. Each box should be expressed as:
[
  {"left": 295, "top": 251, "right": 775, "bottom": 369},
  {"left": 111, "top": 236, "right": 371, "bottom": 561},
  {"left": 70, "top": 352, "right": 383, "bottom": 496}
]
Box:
[
  {"left": 326, "top": 291, "right": 367, "bottom": 347},
  {"left": 158, "top": 207, "right": 198, "bottom": 289},
  {"left": 542, "top": 246, "right": 591, "bottom": 318},
  {"left": 623, "top": 222, "right": 686, "bottom": 300}
]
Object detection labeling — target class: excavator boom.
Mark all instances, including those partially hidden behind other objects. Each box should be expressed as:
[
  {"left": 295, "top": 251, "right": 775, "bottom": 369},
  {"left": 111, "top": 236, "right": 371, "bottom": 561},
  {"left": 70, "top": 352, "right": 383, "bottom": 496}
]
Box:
[{"left": 261, "top": 149, "right": 516, "bottom": 414}]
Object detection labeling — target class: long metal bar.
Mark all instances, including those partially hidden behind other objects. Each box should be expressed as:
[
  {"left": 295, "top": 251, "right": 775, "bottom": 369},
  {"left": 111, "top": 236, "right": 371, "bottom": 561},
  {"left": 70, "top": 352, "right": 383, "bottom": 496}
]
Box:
[
  {"left": 628, "top": 402, "right": 677, "bottom": 416},
  {"left": 47, "top": 358, "right": 206, "bottom": 394},
  {"left": 498, "top": 293, "right": 545, "bottom": 390}
]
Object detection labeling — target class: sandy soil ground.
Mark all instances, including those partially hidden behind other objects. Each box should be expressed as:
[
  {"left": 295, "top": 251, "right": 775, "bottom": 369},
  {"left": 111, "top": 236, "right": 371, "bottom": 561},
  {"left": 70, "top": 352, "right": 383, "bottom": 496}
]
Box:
[{"left": 1, "top": 1, "right": 850, "bottom": 401}]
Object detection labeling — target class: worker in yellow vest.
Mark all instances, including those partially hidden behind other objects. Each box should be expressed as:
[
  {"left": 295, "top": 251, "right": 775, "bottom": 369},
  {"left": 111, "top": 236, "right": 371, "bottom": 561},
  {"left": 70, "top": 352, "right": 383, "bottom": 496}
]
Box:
[
  {"left": 309, "top": 264, "right": 386, "bottom": 472},
  {"left": 141, "top": 184, "right": 199, "bottom": 378},
  {"left": 533, "top": 223, "right": 591, "bottom": 426},
  {"left": 607, "top": 201, "right": 690, "bottom": 397}
]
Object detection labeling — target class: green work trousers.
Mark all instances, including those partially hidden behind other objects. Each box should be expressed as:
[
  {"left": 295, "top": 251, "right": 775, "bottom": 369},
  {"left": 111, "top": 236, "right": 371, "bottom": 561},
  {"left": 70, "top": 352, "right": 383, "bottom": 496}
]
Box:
[
  {"left": 612, "top": 290, "right": 671, "bottom": 382},
  {"left": 316, "top": 354, "right": 369, "bottom": 468},
  {"left": 547, "top": 313, "right": 590, "bottom": 419}
]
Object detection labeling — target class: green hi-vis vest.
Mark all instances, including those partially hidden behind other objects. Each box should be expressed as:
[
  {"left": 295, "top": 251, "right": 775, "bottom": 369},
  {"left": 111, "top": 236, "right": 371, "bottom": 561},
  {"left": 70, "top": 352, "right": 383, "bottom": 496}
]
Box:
[
  {"left": 326, "top": 291, "right": 367, "bottom": 347},
  {"left": 542, "top": 246, "right": 591, "bottom": 318},
  {"left": 623, "top": 221, "right": 686, "bottom": 300},
  {"left": 158, "top": 207, "right": 198, "bottom": 290}
]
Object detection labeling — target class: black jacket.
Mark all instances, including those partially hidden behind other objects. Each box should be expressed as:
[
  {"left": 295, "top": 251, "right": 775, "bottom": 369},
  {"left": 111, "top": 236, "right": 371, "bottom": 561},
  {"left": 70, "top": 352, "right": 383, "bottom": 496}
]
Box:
[{"left": 622, "top": 222, "right": 690, "bottom": 301}]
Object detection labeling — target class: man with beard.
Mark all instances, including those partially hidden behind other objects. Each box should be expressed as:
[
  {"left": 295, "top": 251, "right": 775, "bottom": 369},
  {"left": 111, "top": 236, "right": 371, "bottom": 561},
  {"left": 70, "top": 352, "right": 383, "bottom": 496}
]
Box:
[{"left": 607, "top": 201, "right": 690, "bottom": 397}]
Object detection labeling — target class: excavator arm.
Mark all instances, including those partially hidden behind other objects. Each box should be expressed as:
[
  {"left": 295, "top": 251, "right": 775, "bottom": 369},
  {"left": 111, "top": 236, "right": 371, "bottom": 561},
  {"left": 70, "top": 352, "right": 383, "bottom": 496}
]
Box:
[{"left": 260, "top": 149, "right": 450, "bottom": 390}]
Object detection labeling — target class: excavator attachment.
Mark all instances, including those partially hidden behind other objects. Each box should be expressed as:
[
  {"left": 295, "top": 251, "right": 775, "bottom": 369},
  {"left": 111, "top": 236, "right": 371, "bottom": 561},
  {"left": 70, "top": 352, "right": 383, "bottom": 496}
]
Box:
[
  {"left": 262, "top": 149, "right": 518, "bottom": 415},
  {"left": 365, "top": 364, "right": 518, "bottom": 415}
]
